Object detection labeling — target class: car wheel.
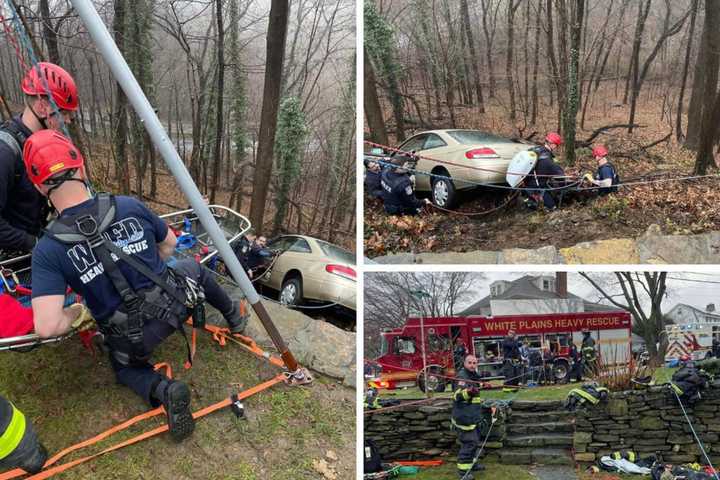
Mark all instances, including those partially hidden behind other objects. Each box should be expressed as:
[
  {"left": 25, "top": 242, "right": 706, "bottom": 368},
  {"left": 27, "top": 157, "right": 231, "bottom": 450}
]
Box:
[
  {"left": 280, "top": 277, "right": 303, "bottom": 306},
  {"left": 431, "top": 174, "right": 457, "bottom": 208}
]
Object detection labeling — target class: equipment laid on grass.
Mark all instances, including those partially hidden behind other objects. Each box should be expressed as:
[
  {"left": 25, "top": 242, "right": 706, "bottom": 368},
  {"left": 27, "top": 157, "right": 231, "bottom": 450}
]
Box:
[{"left": 564, "top": 383, "right": 610, "bottom": 411}]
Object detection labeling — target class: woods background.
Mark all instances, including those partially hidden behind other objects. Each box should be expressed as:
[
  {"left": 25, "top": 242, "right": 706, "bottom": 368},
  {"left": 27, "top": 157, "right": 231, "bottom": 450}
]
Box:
[
  {"left": 0, "top": 0, "right": 356, "bottom": 248},
  {"left": 364, "top": 0, "right": 720, "bottom": 175}
]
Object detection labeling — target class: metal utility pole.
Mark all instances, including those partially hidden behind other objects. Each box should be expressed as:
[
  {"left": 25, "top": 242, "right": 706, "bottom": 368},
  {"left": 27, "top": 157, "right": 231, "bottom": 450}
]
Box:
[{"left": 69, "top": 0, "right": 306, "bottom": 380}]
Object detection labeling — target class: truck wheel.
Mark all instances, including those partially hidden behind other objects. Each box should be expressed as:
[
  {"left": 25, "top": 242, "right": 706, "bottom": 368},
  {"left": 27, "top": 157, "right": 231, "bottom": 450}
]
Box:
[
  {"left": 418, "top": 368, "right": 447, "bottom": 393},
  {"left": 552, "top": 360, "right": 570, "bottom": 384}
]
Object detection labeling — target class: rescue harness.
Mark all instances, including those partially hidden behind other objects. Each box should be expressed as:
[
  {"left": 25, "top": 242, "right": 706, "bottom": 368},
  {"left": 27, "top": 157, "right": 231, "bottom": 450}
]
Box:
[{"left": 43, "top": 193, "right": 203, "bottom": 366}]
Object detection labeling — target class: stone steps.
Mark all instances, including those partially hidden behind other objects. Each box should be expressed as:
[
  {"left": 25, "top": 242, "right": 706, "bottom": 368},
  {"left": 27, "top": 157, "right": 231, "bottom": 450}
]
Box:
[
  {"left": 507, "top": 410, "right": 574, "bottom": 424},
  {"left": 507, "top": 422, "right": 575, "bottom": 435},
  {"left": 498, "top": 447, "right": 575, "bottom": 466},
  {"left": 505, "top": 433, "right": 573, "bottom": 448},
  {"left": 499, "top": 402, "right": 576, "bottom": 465}
]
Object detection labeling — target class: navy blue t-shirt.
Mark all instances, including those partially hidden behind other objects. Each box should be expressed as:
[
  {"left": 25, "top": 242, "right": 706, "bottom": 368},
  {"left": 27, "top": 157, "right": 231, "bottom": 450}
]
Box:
[
  {"left": 31, "top": 195, "right": 169, "bottom": 321},
  {"left": 596, "top": 163, "right": 615, "bottom": 182}
]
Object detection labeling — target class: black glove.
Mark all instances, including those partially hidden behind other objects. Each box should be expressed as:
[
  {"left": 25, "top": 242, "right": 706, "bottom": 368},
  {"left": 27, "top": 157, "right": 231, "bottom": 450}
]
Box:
[{"left": 467, "top": 386, "right": 480, "bottom": 397}]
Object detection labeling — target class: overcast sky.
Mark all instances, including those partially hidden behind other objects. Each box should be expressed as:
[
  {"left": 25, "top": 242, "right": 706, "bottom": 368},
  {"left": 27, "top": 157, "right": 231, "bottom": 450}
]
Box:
[{"left": 458, "top": 272, "right": 720, "bottom": 314}]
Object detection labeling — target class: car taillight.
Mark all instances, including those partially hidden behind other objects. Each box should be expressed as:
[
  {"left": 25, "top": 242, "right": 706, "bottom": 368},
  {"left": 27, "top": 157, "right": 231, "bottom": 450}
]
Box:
[
  {"left": 326, "top": 264, "right": 356, "bottom": 281},
  {"left": 465, "top": 147, "right": 499, "bottom": 159}
]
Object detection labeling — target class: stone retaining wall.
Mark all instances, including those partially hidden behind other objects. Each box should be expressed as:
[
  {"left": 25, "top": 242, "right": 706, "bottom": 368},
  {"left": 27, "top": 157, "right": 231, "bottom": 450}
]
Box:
[
  {"left": 364, "top": 399, "right": 507, "bottom": 461},
  {"left": 574, "top": 382, "right": 720, "bottom": 465},
  {"left": 207, "top": 289, "right": 356, "bottom": 387},
  {"left": 371, "top": 225, "right": 720, "bottom": 264},
  {"left": 364, "top": 384, "right": 720, "bottom": 466}
]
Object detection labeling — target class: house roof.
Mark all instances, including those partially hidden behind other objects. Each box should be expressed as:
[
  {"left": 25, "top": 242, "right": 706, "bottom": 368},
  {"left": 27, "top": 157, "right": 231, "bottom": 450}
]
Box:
[
  {"left": 667, "top": 303, "right": 720, "bottom": 319},
  {"left": 460, "top": 275, "right": 622, "bottom": 315}
]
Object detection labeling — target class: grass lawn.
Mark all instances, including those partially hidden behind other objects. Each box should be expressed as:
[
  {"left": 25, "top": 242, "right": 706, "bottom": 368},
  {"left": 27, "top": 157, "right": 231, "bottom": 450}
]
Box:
[
  {"left": 0, "top": 327, "right": 354, "bottom": 479},
  {"left": 379, "top": 367, "right": 679, "bottom": 403}
]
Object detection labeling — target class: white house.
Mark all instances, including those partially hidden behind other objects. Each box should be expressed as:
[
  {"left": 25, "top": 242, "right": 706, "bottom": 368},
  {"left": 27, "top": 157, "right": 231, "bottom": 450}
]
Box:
[{"left": 665, "top": 303, "right": 720, "bottom": 325}]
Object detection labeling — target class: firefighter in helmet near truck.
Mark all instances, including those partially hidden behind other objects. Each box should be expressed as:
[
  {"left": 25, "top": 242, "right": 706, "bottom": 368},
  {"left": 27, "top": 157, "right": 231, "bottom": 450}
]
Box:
[
  {"left": 501, "top": 329, "right": 522, "bottom": 387},
  {"left": 452, "top": 354, "right": 486, "bottom": 479},
  {"left": 581, "top": 329, "right": 598, "bottom": 377}
]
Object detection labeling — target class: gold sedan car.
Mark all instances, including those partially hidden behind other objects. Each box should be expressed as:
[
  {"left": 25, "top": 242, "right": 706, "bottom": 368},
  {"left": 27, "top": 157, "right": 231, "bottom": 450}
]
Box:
[
  {"left": 259, "top": 235, "right": 356, "bottom": 312},
  {"left": 391, "top": 129, "right": 532, "bottom": 208}
]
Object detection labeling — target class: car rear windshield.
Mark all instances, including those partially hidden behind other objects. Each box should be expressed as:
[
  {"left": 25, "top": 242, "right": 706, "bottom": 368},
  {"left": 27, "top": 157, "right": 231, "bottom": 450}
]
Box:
[
  {"left": 446, "top": 130, "right": 516, "bottom": 145},
  {"left": 316, "top": 240, "right": 355, "bottom": 265}
]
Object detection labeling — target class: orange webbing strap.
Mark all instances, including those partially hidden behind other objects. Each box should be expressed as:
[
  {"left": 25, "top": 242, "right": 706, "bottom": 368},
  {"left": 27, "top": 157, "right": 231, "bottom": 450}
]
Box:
[
  {"left": 200, "top": 323, "right": 285, "bottom": 369},
  {"left": 0, "top": 364, "right": 174, "bottom": 480},
  {"left": 24, "top": 374, "right": 286, "bottom": 480}
]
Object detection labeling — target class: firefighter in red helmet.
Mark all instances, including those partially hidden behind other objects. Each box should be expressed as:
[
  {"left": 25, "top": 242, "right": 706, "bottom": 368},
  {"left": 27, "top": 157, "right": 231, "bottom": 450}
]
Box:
[
  {"left": 0, "top": 62, "right": 79, "bottom": 255},
  {"left": 24, "top": 130, "right": 248, "bottom": 442},
  {"left": 524, "top": 132, "right": 566, "bottom": 211},
  {"left": 583, "top": 144, "right": 620, "bottom": 195}
]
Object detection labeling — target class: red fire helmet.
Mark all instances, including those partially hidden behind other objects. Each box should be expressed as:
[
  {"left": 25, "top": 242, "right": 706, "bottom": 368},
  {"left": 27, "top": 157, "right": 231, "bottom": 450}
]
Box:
[
  {"left": 545, "top": 132, "right": 563, "bottom": 146},
  {"left": 21, "top": 62, "right": 78, "bottom": 111},
  {"left": 592, "top": 145, "right": 609, "bottom": 159},
  {"left": 23, "top": 130, "right": 84, "bottom": 186}
]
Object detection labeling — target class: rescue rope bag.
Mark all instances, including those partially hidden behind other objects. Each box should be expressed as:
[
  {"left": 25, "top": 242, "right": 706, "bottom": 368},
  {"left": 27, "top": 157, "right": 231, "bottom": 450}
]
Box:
[{"left": 44, "top": 193, "right": 202, "bottom": 366}]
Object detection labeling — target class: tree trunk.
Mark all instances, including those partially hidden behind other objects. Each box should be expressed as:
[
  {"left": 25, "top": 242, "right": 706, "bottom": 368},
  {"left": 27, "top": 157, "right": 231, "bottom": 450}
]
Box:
[
  {"left": 676, "top": 0, "right": 700, "bottom": 142},
  {"left": 531, "top": 0, "right": 541, "bottom": 124},
  {"left": 563, "top": 0, "right": 583, "bottom": 164},
  {"left": 694, "top": 0, "right": 720, "bottom": 174},
  {"left": 461, "top": 0, "right": 485, "bottom": 113},
  {"left": 113, "top": 0, "right": 130, "bottom": 194},
  {"left": 506, "top": 0, "right": 520, "bottom": 121},
  {"left": 364, "top": 46, "right": 388, "bottom": 146},
  {"left": 210, "top": 0, "right": 225, "bottom": 204},
  {"left": 249, "top": 0, "right": 289, "bottom": 234},
  {"left": 39, "top": 0, "right": 60, "bottom": 63}
]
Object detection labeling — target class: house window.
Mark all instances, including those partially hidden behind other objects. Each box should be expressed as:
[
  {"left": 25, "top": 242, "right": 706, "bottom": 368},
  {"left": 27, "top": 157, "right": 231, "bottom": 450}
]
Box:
[{"left": 543, "top": 280, "right": 550, "bottom": 291}]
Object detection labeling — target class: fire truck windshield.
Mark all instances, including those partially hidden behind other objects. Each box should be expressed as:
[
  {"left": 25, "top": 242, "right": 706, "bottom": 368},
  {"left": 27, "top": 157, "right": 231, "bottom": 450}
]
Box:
[{"left": 380, "top": 336, "right": 389, "bottom": 356}]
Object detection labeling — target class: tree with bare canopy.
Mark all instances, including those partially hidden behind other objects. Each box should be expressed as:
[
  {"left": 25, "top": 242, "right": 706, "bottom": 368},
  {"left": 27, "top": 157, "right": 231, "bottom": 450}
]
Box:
[
  {"left": 364, "top": 272, "right": 479, "bottom": 357},
  {"left": 580, "top": 272, "right": 668, "bottom": 366}
]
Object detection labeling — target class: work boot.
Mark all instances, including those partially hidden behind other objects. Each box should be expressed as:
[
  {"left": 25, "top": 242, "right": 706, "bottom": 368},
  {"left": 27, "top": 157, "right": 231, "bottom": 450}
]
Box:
[
  {"left": 457, "top": 470, "right": 474, "bottom": 480},
  {"left": 154, "top": 379, "right": 195, "bottom": 441},
  {"left": 223, "top": 300, "right": 249, "bottom": 334}
]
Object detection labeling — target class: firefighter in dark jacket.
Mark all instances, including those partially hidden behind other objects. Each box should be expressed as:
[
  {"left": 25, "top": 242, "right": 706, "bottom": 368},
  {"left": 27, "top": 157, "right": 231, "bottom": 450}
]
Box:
[
  {"left": 380, "top": 153, "right": 431, "bottom": 215},
  {"left": 581, "top": 330, "right": 598, "bottom": 377},
  {"left": 364, "top": 158, "right": 384, "bottom": 199},
  {"left": 569, "top": 343, "right": 583, "bottom": 382},
  {"left": 0, "top": 63, "right": 78, "bottom": 255},
  {"left": 501, "top": 329, "right": 522, "bottom": 387},
  {"left": 524, "top": 132, "right": 565, "bottom": 211},
  {"left": 452, "top": 355, "right": 485, "bottom": 479}
]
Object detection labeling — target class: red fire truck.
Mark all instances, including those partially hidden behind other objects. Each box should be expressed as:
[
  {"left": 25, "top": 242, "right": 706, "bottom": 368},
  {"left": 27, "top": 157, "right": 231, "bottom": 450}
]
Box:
[{"left": 371, "top": 311, "right": 632, "bottom": 392}]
